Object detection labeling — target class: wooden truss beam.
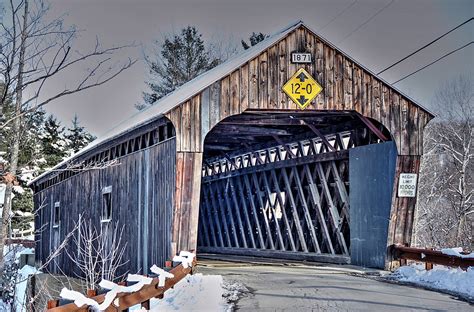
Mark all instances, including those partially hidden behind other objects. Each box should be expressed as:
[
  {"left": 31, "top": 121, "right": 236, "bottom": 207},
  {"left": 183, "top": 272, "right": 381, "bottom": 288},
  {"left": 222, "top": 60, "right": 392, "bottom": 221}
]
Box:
[{"left": 198, "top": 153, "right": 351, "bottom": 258}]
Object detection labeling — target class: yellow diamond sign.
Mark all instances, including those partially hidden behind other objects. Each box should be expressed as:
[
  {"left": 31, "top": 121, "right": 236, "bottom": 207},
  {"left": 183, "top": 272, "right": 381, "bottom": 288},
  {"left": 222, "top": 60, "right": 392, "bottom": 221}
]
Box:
[{"left": 282, "top": 68, "right": 323, "bottom": 109}]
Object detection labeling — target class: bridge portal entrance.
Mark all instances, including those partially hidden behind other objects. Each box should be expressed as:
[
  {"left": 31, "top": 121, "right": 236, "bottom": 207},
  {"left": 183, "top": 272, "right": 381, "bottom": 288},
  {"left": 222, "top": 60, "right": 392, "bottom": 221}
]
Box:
[{"left": 197, "top": 110, "right": 394, "bottom": 265}]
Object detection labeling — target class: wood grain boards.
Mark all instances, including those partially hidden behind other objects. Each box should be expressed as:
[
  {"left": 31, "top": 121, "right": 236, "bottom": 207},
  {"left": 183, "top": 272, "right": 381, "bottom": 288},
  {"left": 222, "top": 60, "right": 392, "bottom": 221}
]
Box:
[
  {"left": 198, "top": 158, "right": 351, "bottom": 256},
  {"left": 173, "top": 152, "right": 203, "bottom": 253},
  {"left": 387, "top": 155, "right": 421, "bottom": 249},
  {"left": 34, "top": 24, "right": 435, "bottom": 272},
  {"left": 34, "top": 138, "right": 176, "bottom": 276},
  {"left": 164, "top": 25, "right": 432, "bottom": 156}
]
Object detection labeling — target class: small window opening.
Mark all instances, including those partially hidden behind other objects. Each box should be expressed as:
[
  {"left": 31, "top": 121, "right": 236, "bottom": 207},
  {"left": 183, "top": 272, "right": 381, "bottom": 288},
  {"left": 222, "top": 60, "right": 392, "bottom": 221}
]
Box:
[
  {"left": 158, "top": 125, "right": 165, "bottom": 141},
  {"left": 166, "top": 123, "right": 174, "bottom": 138},
  {"left": 53, "top": 201, "right": 60, "bottom": 228},
  {"left": 102, "top": 186, "right": 112, "bottom": 222}
]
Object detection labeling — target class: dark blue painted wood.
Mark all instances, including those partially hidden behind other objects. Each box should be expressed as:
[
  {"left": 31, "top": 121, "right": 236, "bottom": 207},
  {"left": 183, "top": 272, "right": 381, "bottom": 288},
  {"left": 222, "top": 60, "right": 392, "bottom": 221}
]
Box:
[{"left": 349, "top": 141, "right": 397, "bottom": 268}]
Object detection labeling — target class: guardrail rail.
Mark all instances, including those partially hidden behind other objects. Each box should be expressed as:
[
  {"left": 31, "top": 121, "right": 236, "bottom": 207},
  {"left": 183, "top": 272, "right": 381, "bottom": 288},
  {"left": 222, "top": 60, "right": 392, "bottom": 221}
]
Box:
[
  {"left": 391, "top": 245, "right": 473, "bottom": 270},
  {"left": 46, "top": 258, "right": 196, "bottom": 311}
]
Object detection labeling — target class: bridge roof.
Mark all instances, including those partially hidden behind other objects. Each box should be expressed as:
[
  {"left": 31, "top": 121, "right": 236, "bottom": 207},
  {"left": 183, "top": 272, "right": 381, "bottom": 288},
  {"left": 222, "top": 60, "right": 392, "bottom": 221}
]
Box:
[{"left": 31, "top": 20, "right": 433, "bottom": 185}]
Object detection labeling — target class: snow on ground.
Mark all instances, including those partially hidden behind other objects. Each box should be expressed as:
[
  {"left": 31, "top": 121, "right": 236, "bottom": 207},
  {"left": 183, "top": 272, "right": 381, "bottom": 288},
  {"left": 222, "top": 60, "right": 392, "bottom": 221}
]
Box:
[
  {"left": 129, "top": 273, "right": 247, "bottom": 311},
  {"left": 14, "top": 265, "right": 39, "bottom": 312},
  {"left": 1, "top": 245, "right": 37, "bottom": 311},
  {"left": 2, "top": 244, "right": 30, "bottom": 262},
  {"left": 0, "top": 301, "right": 11, "bottom": 312},
  {"left": 441, "top": 247, "right": 474, "bottom": 259},
  {"left": 390, "top": 264, "right": 474, "bottom": 299},
  {"left": 1, "top": 245, "right": 36, "bottom": 312},
  {"left": 221, "top": 279, "right": 248, "bottom": 311}
]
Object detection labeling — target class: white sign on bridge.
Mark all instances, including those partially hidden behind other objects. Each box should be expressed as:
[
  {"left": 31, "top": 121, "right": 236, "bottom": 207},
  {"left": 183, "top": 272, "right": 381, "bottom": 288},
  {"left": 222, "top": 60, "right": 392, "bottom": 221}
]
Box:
[{"left": 398, "top": 173, "right": 417, "bottom": 197}]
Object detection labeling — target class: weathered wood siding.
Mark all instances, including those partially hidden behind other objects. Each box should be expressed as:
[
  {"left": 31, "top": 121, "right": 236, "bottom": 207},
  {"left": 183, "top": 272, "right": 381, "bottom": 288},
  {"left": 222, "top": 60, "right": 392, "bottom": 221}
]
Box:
[
  {"left": 164, "top": 25, "right": 433, "bottom": 258},
  {"left": 33, "top": 24, "right": 434, "bottom": 269},
  {"left": 34, "top": 138, "right": 176, "bottom": 276},
  {"left": 387, "top": 155, "right": 421, "bottom": 247},
  {"left": 171, "top": 152, "right": 202, "bottom": 254},
  {"left": 165, "top": 25, "right": 432, "bottom": 156}
]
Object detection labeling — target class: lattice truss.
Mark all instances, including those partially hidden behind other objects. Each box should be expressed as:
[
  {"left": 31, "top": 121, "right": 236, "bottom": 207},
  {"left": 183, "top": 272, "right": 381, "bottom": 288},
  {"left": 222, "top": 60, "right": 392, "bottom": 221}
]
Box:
[{"left": 198, "top": 126, "right": 381, "bottom": 257}]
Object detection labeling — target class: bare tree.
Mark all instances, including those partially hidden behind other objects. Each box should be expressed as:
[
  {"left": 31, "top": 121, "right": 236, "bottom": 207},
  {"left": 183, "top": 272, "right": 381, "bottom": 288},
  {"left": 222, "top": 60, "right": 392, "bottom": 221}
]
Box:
[
  {"left": 67, "top": 217, "right": 128, "bottom": 290},
  {"left": 1, "top": 210, "right": 80, "bottom": 312},
  {"left": 414, "top": 75, "right": 473, "bottom": 250},
  {"left": 0, "top": 0, "right": 136, "bottom": 265}
]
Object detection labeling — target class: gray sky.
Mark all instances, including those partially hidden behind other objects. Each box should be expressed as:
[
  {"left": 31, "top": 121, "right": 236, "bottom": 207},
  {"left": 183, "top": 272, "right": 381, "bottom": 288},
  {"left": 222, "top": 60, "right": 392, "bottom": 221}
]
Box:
[{"left": 45, "top": 0, "right": 473, "bottom": 136}]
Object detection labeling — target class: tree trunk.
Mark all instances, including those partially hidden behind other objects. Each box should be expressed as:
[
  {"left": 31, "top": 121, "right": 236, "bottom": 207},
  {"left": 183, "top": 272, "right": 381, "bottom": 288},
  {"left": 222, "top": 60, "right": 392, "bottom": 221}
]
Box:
[
  {"left": 0, "top": 0, "right": 28, "bottom": 265},
  {"left": 456, "top": 214, "right": 466, "bottom": 247}
]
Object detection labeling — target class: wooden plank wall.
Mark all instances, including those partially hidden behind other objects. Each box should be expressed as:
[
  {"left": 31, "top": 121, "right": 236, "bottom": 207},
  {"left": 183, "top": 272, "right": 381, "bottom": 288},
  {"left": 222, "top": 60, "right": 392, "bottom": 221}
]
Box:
[
  {"left": 172, "top": 152, "right": 203, "bottom": 254},
  {"left": 33, "top": 25, "right": 433, "bottom": 267},
  {"left": 33, "top": 138, "right": 176, "bottom": 276},
  {"left": 163, "top": 25, "right": 434, "bottom": 255},
  {"left": 387, "top": 155, "right": 421, "bottom": 247},
  {"left": 165, "top": 26, "right": 432, "bottom": 156}
]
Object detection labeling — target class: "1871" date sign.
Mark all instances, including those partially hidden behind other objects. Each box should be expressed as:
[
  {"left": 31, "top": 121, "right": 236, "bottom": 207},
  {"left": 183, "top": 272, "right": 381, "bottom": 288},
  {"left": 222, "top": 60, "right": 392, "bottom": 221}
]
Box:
[{"left": 291, "top": 52, "right": 312, "bottom": 64}]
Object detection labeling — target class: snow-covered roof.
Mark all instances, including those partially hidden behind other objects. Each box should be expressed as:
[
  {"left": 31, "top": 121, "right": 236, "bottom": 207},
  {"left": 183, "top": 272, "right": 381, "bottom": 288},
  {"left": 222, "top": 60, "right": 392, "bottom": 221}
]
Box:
[{"left": 30, "top": 20, "right": 433, "bottom": 185}]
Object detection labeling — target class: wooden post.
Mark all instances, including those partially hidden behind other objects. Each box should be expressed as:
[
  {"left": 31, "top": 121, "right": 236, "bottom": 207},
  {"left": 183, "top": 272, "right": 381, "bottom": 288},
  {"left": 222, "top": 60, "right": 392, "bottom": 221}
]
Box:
[
  {"left": 425, "top": 262, "right": 433, "bottom": 271},
  {"left": 172, "top": 152, "right": 203, "bottom": 253},
  {"left": 386, "top": 155, "right": 421, "bottom": 270},
  {"left": 87, "top": 289, "right": 97, "bottom": 297},
  {"left": 47, "top": 300, "right": 59, "bottom": 309},
  {"left": 141, "top": 300, "right": 150, "bottom": 310}
]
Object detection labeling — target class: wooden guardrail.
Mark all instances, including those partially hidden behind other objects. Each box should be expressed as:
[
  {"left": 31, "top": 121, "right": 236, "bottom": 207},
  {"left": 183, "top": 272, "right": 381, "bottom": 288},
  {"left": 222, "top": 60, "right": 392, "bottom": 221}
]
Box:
[
  {"left": 11, "top": 227, "right": 34, "bottom": 238},
  {"left": 391, "top": 245, "right": 474, "bottom": 270},
  {"left": 46, "top": 258, "right": 196, "bottom": 311},
  {"left": 5, "top": 238, "right": 35, "bottom": 248}
]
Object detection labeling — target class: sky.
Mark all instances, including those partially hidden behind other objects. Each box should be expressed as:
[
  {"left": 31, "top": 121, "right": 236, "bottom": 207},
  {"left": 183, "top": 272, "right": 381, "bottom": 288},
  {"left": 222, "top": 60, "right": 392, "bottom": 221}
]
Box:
[{"left": 41, "top": 0, "right": 473, "bottom": 136}]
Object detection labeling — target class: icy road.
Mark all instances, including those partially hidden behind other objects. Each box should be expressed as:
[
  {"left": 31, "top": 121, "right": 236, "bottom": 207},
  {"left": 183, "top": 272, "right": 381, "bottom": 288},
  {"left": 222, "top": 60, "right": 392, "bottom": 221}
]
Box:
[{"left": 197, "top": 258, "right": 473, "bottom": 312}]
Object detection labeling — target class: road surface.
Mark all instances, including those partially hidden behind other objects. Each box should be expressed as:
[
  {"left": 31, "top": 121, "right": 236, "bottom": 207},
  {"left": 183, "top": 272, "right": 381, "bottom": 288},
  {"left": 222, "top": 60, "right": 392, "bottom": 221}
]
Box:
[{"left": 197, "top": 259, "right": 473, "bottom": 311}]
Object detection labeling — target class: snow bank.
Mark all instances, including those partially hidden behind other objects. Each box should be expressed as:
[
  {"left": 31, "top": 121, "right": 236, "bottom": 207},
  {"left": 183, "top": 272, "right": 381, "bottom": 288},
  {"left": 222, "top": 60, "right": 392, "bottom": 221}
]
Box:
[
  {"left": 16, "top": 247, "right": 34, "bottom": 259},
  {"left": 221, "top": 279, "right": 248, "bottom": 312},
  {"left": 441, "top": 247, "right": 474, "bottom": 259},
  {"left": 0, "top": 300, "right": 11, "bottom": 312},
  {"left": 150, "top": 274, "right": 226, "bottom": 311},
  {"left": 12, "top": 185, "right": 25, "bottom": 194},
  {"left": 127, "top": 274, "right": 230, "bottom": 311},
  {"left": 15, "top": 265, "right": 39, "bottom": 312},
  {"left": 391, "top": 264, "right": 474, "bottom": 299},
  {"left": 3, "top": 244, "right": 29, "bottom": 262}
]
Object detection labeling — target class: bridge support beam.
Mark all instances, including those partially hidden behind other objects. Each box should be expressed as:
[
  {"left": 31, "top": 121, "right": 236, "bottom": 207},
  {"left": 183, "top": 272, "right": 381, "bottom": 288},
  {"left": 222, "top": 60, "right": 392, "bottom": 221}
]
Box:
[
  {"left": 171, "top": 152, "right": 203, "bottom": 255},
  {"left": 387, "top": 155, "right": 421, "bottom": 269}
]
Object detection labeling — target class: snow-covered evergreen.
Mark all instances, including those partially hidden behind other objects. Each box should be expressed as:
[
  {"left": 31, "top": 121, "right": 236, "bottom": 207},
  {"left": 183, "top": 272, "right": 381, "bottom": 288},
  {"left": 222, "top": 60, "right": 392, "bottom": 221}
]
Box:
[{"left": 66, "top": 115, "right": 96, "bottom": 154}]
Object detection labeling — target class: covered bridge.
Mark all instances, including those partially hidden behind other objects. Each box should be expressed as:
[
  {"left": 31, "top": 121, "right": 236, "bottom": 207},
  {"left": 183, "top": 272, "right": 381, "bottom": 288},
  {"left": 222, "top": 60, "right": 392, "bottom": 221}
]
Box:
[{"left": 30, "top": 21, "right": 434, "bottom": 273}]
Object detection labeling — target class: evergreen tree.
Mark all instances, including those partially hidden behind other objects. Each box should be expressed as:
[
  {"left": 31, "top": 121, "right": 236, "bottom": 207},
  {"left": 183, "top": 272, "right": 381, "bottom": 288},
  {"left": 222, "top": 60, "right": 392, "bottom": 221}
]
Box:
[
  {"left": 0, "top": 89, "right": 45, "bottom": 175},
  {"left": 66, "top": 114, "right": 96, "bottom": 153},
  {"left": 140, "top": 26, "right": 220, "bottom": 109},
  {"left": 241, "top": 32, "right": 268, "bottom": 50},
  {"left": 1, "top": 84, "right": 42, "bottom": 230},
  {"left": 40, "top": 115, "right": 68, "bottom": 167}
]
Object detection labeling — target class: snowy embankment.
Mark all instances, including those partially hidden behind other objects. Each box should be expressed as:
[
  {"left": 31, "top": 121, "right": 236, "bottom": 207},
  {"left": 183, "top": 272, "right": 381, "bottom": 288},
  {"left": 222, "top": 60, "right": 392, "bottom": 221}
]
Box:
[
  {"left": 60, "top": 251, "right": 247, "bottom": 311},
  {"left": 390, "top": 264, "right": 474, "bottom": 299},
  {"left": 1, "top": 244, "right": 37, "bottom": 312},
  {"left": 126, "top": 273, "right": 246, "bottom": 312},
  {"left": 440, "top": 247, "right": 474, "bottom": 259},
  {"left": 15, "top": 265, "right": 39, "bottom": 312}
]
